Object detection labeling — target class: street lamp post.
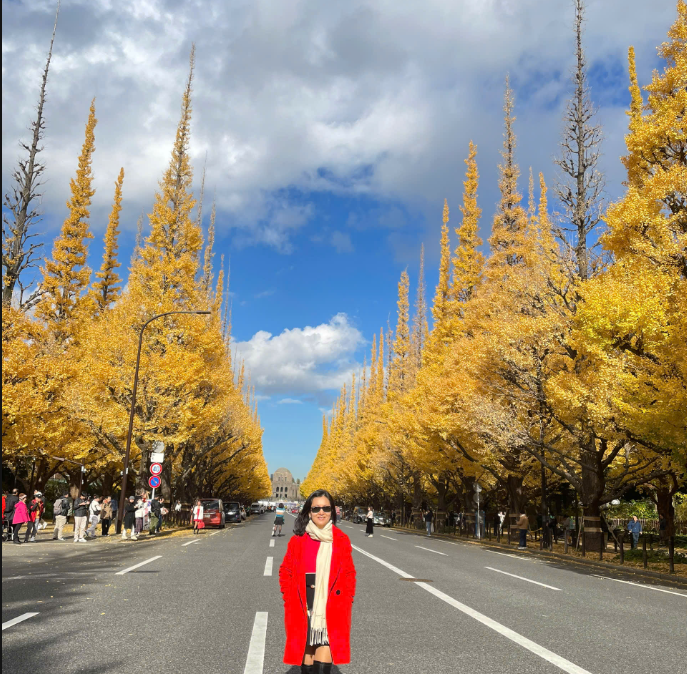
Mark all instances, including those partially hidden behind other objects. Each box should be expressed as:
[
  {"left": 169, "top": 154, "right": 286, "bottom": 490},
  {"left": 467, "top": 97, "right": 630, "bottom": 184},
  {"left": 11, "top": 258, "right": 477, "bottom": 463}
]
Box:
[{"left": 116, "top": 310, "right": 211, "bottom": 534}]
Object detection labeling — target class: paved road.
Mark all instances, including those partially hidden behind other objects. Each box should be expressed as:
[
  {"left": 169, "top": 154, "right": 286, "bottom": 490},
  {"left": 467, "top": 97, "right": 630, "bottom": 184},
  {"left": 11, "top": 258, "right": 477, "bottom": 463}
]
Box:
[{"left": 3, "top": 514, "right": 685, "bottom": 674}]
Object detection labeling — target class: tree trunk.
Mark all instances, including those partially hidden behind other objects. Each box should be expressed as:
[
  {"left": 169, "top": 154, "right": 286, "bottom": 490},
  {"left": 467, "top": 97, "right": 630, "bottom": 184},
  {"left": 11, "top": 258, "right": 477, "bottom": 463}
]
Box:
[
  {"left": 580, "top": 444, "right": 604, "bottom": 552},
  {"left": 656, "top": 483, "right": 675, "bottom": 539},
  {"left": 101, "top": 472, "right": 114, "bottom": 497}
]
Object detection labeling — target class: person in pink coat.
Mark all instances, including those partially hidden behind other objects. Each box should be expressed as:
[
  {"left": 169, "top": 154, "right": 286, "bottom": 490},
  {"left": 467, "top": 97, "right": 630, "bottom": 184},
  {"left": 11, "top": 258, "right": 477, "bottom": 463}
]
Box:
[{"left": 12, "top": 494, "right": 30, "bottom": 545}]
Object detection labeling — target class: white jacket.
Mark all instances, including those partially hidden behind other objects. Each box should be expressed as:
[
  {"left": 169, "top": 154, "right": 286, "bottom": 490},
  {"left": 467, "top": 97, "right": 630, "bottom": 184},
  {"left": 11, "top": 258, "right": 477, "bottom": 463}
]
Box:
[
  {"left": 89, "top": 500, "right": 101, "bottom": 520},
  {"left": 192, "top": 505, "right": 204, "bottom": 520}
]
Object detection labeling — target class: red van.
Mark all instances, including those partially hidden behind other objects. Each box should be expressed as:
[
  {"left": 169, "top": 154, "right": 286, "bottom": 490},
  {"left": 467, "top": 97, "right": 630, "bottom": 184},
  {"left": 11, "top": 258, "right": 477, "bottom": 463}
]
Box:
[{"left": 200, "top": 498, "right": 226, "bottom": 528}]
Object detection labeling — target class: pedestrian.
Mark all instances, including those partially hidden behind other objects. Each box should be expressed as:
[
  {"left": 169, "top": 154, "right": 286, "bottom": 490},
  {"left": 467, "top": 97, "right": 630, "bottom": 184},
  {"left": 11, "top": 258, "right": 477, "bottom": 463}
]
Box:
[
  {"left": 24, "top": 493, "right": 41, "bottom": 542},
  {"left": 424, "top": 508, "right": 433, "bottom": 537},
  {"left": 122, "top": 496, "right": 137, "bottom": 540},
  {"left": 4, "top": 489, "right": 19, "bottom": 540},
  {"left": 550, "top": 514, "right": 559, "bottom": 544},
  {"left": 110, "top": 496, "right": 118, "bottom": 526},
  {"left": 191, "top": 498, "right": 205, "bottom": 535},
  {"left": 100, "top": 497, "right": 113, "bottom": 536},
  {"left": 279, "top": 489, "right": 356, "bottom": 673},
  {"left": 73, "top": 493, "right": 90, "bottom": 543},
  {"left": 134, "top": 495, "right": 145, "bottom": 537},
  {"left": 273, "top": 502, "right": 286, "bottom": 537},
  {"left": 52, "top": 492, "right": 70, "bottom": 541},
  {"left": 156, "top": 496, "right": 166, "bottom": 533},
  {"left": 12, "top": 494, "right": 31, "bottom": 545},
  {"left": 498, "top": 510, "right": 506, "bottom": 535},
  {"left": 86, "top": 496, "right": 102, "bottom": 538},
  {"left": 365, "top": 506, "right": 374, "bottom": 538},
  {"left": 149, "top": 495, "right": 161, "bottom": 536},
  {"left": 35, "top": 491, "right": 47, "bottom": 530},
  {"left": 390, "top": 510, "right": 396, "bottom": 527},
  {"left": 517, "top": 510, "right": 529, "bottom": 549},
  {"left": 627, "top": 515, "right": 642, "bottom": 549}
]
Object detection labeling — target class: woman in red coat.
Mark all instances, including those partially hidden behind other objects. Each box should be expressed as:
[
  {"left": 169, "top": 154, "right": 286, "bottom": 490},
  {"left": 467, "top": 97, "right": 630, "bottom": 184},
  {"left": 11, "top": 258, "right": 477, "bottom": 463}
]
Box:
[{"left": 279, "top": 489, "right": 356, "bottom": 674}]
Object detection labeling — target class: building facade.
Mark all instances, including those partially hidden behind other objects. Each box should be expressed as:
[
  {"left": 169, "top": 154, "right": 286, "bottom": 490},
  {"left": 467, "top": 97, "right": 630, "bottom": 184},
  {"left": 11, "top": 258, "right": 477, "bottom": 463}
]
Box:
[{"left": 270, "top": 467, "right": 301, "bottom": 501}]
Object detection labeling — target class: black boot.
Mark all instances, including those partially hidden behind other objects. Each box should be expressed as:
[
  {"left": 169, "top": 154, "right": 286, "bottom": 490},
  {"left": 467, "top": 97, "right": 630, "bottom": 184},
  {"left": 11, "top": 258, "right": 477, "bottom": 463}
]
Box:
[
  {"left": 312, "top": 662, "right": 332, "bottom": 674},
  {"left": 300, "top": 665, "right": 314, "bottom": 674}
]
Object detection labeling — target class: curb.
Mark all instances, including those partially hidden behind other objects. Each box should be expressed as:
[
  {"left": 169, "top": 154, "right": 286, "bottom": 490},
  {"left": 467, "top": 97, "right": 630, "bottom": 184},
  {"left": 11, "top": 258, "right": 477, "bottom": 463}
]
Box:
[{"left": 389, "top": 525, "right": 687, "bottom": 589}]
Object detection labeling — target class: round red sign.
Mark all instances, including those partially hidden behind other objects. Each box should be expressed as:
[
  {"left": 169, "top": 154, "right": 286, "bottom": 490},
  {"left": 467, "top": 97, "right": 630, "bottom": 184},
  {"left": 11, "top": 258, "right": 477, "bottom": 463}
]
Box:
[{"left": 150, "top": 462, "right": 162, "bottom": 476}]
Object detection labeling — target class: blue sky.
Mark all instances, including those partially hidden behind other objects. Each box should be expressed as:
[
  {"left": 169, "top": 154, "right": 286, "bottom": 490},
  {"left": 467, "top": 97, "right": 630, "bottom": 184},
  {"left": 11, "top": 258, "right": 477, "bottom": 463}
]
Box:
[{"left": 2, "top": 0, "right": 676, "bottom": 480}]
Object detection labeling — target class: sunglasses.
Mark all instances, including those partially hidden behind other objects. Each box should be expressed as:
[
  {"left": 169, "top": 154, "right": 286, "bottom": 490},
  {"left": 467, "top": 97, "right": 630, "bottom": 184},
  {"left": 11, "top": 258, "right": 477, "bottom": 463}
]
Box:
[{"left": 310, "top": 506, "right": 332, "bottom": 514}]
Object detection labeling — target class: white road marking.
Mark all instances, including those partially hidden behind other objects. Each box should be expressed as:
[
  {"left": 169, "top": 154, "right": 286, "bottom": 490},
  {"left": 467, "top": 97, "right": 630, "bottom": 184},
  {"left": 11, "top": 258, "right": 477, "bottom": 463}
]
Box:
[
  {"left": 2, "top": 612, "right": 40, "bottom": 631},
  {"left": 381, "top": 535, "right": 397, "bottom": 541},
  {"left": 591, "top": 575, "right": 687, "bottom": 598},
  {"left": 485, "top": 566, "right": 561, "bottom": 591},
  {"left": 182, "top": 539, "right": 200, "bottom": 547},
  {"left": 243, "top": 611, "right": 268, "bottom": 674},
  {"left": 416, "top": 545, "right": 448, "bottom": 556},
  {"left": 486, "top": 549, "right": 535, "bottom": 561},
  {"left": 264, "top": 557, "right": 273, "bottom": 576},
  {"left": 210, "top": 531, "right": 219, "bottom": 537},
  {"left": 115, "top": 555, "right": 163, "bottom": 575},
  {"left": 2, "top": 576, "right": 27, "bottom": 582},
  {"left": 352, "top": 545, "right": 591, "bottom": 674},
  {"left": 269, "top": 539, "right": 275, "bottom": 547}
]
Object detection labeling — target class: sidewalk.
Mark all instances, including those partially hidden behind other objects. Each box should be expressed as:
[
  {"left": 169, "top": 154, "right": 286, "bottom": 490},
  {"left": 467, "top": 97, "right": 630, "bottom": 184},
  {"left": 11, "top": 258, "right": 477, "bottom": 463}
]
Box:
[{"left": 391, "top": 524, "right": 687, "bottom": 588}]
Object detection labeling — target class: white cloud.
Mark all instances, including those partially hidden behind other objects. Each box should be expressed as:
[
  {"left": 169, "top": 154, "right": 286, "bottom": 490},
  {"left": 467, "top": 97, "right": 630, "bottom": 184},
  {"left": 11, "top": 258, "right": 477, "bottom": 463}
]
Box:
[
  {"left": 277, "top": 398, "right": 304, "bottom": 405},
  {"left": 1, "top": 0, "right": 675, "bottom": 252},
  {"left": 330, "top": 230, "right": 354, "bottom": 253},
  {"left": 232, "top": 313, "right": 364, "bottom": 397}
]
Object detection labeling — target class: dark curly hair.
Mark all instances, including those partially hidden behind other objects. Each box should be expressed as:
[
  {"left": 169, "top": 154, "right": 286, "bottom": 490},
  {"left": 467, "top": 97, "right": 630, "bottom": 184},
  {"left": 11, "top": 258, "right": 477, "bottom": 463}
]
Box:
[{"left": 293, "top": 489, "right": 337, "bottom": 536}]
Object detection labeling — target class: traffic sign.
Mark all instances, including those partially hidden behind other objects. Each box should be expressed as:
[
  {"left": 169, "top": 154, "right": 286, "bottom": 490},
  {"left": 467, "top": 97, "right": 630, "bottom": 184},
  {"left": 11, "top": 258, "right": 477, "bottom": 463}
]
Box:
[
  {"left": 148, "top": 475, "right": 161, "bottom": 489},
  {"left": 150, "top": 463, "right": 162, "bottom": 476}
]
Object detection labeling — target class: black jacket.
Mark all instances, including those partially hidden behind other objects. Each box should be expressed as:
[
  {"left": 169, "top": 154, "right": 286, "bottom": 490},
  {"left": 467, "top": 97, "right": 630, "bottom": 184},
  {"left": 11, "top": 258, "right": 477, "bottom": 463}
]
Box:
[
  {"left": 4, "top": 495, "right": 19, "bottom": 519},
  {"left": 123, "top": 501, "right": 136, "bottom": 527},
  {"left": 150, "top": 500, "right": 162, "bottom": 517},
  {"left": 73, "top": 498, "right": 90, "bottom": 518}
]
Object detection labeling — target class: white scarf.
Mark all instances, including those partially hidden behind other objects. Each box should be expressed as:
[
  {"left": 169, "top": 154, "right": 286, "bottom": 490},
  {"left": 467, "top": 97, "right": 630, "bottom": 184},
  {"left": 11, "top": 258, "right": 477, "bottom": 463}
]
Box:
[{"left": 305, "top": 519, "right": 333, "bottom": 645}]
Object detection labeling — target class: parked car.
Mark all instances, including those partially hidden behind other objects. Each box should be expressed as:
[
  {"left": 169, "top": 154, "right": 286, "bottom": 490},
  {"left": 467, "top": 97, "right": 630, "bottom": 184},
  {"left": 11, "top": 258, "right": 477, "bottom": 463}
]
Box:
[
  {"left": 200, "top": 498, "right": 226, "bottom": 528},
  {"left": 374, "top": 511, "right": 390, "bottom": 527},
  {"left": 250, "top": 503, "right": 262, "bottom": 515},
  {"left": 240, "top": 506, "right": 246, "bottom": 520},
  {"left": 352, "top": 506, "right": 367, "bottom": 523},
  {"left": 223, "top": 501, "right": 242, "bottom": 523}
]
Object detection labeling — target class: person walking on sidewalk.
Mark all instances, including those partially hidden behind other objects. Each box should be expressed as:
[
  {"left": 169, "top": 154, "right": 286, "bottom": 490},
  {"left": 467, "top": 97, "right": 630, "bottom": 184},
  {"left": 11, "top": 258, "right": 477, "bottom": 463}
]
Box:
[
  {"left": 627, "top": 515, "right": 642, "bottom": 549},
  {"left": 365, "top": 506, "right": 374, "bottom": 538},
  {"left": 86, "top": 496, "right": 102, "bottom": 538},
  {"left": 100, "top": 497, "right": 113, "bottom": 536},
  {"left": 134, "top": 495, "right": 146, "bottom": 537},
  {"left": 273, "top": 502, "right": 286, "bottom": 537},
  {"left": 24, "top": 494, "right": 42, "bottom": 542},
  {"left": 279, "top": 489, "right": 356, "bottom": 674},
  {"left": 192, "top": 499, "right": 205, "bottom": 535},
  {"left": 149, "top": 496, "right": 162, "bottom": 536},
  {"left": 12, "top": 494, "right": 31, "bottom": 545},
  {"left": 424, "top": 508, "right": 433, "bottom": 537},
  {"left": 52, "top": 492, "right": 70, "bottom": 540},
  {"left": 517, "top": 511, "right": 529, "bottom": 549},
  {"left": 122, "top": 496, "right": 137, "bottom": 540},
  {"left": 5, "top": 489, "right": 19, "bottom": 541}
]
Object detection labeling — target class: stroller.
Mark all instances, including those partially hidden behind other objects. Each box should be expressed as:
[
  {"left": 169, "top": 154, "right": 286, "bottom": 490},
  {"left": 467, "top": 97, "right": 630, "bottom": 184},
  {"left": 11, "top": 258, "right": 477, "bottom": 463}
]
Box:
[{"left": 2, "top": 515, "right": 12, "bottom": 542}]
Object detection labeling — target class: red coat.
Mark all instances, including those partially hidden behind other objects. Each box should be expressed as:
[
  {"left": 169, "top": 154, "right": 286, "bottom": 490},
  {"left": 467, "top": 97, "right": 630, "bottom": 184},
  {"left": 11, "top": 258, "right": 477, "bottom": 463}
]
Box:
[{"left": 279, "top": 525, "right": 356, "bottom": 665}]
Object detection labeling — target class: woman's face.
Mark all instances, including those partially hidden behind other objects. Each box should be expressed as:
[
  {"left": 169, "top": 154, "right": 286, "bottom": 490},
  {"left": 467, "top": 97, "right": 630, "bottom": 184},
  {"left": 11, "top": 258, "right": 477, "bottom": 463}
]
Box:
[{"left": 309, "top": 496, "right": 332, "bottom": 529}]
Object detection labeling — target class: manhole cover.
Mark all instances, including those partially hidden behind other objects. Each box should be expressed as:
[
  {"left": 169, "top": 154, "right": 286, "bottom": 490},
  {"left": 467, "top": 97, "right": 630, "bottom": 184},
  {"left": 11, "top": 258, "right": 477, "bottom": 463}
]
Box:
[{"left": 400, "top": 578, "right": 433, "bottom": 582}]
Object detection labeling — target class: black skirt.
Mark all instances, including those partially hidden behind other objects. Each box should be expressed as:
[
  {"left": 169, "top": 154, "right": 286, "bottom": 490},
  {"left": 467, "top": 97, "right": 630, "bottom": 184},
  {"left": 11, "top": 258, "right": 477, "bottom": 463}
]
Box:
[
  {"left": 305, "top": 572, "right": 328, "bottom": 646},
  {"left": 366, "top": 517, "right": 374, "bottom": 534}
]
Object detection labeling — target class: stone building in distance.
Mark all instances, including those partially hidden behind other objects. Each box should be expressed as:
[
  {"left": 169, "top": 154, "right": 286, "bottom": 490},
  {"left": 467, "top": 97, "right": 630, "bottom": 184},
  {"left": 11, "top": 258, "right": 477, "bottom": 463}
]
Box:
[{"left": 270, "top": 467, "right": 301, "bottom": 501}]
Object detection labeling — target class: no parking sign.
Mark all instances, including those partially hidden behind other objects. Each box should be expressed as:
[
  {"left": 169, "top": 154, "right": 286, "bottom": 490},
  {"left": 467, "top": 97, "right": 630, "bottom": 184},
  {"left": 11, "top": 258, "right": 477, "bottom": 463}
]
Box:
[{"left": 148, "top": 475, "right": 161, "bottom": 489}]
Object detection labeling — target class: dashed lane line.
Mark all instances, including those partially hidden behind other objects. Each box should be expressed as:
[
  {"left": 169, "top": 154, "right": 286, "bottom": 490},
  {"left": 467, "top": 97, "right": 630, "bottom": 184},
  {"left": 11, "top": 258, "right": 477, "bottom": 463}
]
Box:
[
  {"left": 115, "top": 556, "right": 163, "bottom": 575},
  {"left": 485, "top": 549, "right": 536, "bottom": 562},
  {"left": 2, "top": 612, "right": 40, "bottom": 631},
  {"left": 182, "top": 539, "right": 201, "bottom": 547},
  {"left": 264, "top": 557, "right": 273, "bottom": 576},
  {"left": 381, "top": 535, "right": 397, "bottom": 541},
  {"left": 485, "top": 566, "right": 561, "bottom": 591},
  {"left": 415, "top": 545, "right": 448, "bottom": 556},
  {"left": 210, "top": 531, "right": 220, "bottom": 536},
  {"left": 351, "top": 545, "right": 592, "bottom": 674},
  {"left": 591, "top": 575, "right": 687, "bottom": 598},
  {"left": 243, "top": 612, "right": 268, "bottom": 674},
  {"left": 269, "top": 539, "right": 275, "bottom": 548}
]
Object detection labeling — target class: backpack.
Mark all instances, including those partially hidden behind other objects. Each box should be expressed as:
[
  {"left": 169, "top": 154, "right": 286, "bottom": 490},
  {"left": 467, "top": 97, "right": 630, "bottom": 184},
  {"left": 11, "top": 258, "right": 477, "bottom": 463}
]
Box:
[{"left": 53, "top": 498, "right": 63, "bottom": 516}]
